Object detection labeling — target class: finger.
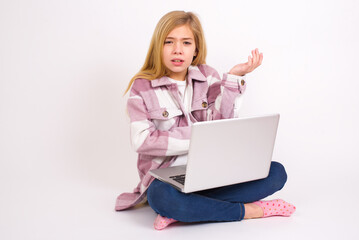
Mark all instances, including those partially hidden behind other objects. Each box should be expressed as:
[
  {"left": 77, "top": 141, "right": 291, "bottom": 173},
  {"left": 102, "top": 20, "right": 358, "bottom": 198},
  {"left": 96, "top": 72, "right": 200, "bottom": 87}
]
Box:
[
  {"left": 248, "top": 55, "right": 253, "bottom": 66},
  {"left": 246, "top": 56, "right": 254, "bottom": 73},
  {"left": 250, "top": 51, "right": 255, "bottom": 65},
  {"left": 250, "top": 52, "right": 262, "bottom": 72},
  {"left": 254, "top": 50, "right": 262, "bottom": 68},
  {"left": 254, "top": 48, "right": 260, "bottom": 66},
  {"left": 258, "top": 52, "right": 263, "bottom": 66},
  {"left": 252, "top": 49, "right": 258, "bottom": 66},
  {"left": 253, "top": 49, "right": 261, "bottom": 69},
  {"left": 248, "top": 55, "right": 252, "bottom": 67}
]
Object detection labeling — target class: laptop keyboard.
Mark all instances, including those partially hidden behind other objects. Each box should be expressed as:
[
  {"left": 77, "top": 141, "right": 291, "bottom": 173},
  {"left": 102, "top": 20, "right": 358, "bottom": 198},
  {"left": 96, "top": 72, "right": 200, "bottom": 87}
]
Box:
[{"left": 169, "top": 174, "right": 186, "bottom": 185}]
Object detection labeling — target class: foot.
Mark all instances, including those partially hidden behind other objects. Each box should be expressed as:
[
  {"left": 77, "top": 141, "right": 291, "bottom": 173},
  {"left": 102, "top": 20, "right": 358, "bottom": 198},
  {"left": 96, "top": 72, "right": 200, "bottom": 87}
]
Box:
[
  {"left": 244, "top": 203, "right": 264, "bottom": 219},
  {"left": 154, "top": 214, "right": 178, "bottom": 230},
  {"left": 252, "top": 199, "right": 296, "bottom": 218}
]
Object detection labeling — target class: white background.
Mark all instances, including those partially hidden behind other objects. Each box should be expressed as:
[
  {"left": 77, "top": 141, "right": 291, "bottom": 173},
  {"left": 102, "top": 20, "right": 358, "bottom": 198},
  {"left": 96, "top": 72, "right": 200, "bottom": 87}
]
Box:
[{"left": 1, "top": 0, "right": 359, "bottom": 239}]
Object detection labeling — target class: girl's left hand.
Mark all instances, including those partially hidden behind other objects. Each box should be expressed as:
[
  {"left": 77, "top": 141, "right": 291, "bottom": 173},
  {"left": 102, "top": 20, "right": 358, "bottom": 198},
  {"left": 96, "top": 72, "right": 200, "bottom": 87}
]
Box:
[{"left": 229, "top": 48, "right": 263, "bottom": 76}]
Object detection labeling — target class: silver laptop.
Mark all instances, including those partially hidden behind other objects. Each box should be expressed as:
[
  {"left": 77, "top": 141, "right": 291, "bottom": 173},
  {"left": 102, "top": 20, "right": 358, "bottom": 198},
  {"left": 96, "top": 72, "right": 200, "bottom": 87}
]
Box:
[{"left": 149, "top": 113, "right": 280, "bottom": 193}]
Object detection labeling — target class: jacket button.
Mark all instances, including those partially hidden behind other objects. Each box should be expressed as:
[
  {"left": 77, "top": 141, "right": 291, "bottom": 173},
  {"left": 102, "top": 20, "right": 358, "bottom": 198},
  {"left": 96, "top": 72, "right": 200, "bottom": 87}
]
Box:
[
  {"left": 241, "top": 79, "right": 245, "bottom": 86},
  {"left": 202, "top": 101, "right": 208, "bottom": 108},
  {"left": 162, "top": 111, "right": 169, "bottom": 118}
]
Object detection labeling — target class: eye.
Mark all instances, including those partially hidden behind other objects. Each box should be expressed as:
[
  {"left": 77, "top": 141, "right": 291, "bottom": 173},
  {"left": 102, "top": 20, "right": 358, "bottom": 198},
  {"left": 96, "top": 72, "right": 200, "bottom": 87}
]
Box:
[
  {"left": 184, "top": 41, "right": 192, "bottom": 45},
  {"left": 164, "top": 40, "right": 173, "bottom": 44}
]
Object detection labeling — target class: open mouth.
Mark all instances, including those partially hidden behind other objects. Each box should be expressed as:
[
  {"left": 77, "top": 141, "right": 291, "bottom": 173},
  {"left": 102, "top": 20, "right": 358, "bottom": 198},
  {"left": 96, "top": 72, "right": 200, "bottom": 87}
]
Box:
[{"left": 172, "top": 59, "right": 184, "bottom": 62}]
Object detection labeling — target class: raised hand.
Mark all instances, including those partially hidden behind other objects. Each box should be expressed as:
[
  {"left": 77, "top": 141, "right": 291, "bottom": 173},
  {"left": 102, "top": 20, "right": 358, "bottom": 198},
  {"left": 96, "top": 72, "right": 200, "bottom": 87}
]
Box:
[{"left": 229, "top": 48, "right": 263, "bottom": 76}]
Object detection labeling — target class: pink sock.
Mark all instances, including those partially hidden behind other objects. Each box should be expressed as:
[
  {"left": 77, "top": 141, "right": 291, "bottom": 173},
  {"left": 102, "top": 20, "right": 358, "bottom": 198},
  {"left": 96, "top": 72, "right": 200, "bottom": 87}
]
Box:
[
  {"left": 154, "top": 214, "right": 178, "bottom": 230},
  {"left": 253, "top": 199, "right": 296, "bottom": 218}
]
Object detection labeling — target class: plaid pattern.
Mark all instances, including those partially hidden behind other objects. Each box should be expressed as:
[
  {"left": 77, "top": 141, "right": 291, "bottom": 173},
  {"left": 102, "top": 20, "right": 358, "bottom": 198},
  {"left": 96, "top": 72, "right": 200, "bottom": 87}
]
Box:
[{"left": 115, "top": 64, "right": 246, "bottom": 210}]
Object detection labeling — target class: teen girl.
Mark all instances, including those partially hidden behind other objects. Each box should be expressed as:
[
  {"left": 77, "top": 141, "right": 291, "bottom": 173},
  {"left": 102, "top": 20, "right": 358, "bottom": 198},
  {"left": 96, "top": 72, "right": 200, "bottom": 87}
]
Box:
[{"left": 116, "top": 11, "right": 295, "bottom": 230}]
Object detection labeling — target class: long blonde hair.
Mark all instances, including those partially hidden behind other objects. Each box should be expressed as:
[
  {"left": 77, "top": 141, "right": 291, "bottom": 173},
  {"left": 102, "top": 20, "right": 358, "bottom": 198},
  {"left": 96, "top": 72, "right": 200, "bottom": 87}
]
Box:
[{"left": 124, "top": 11, "right": 207, "bottom": 94}]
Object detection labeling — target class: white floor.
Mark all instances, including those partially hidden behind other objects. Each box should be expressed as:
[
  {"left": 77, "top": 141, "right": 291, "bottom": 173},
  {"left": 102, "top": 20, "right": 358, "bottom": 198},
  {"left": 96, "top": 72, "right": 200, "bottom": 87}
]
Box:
[{"left": 1, "top": 162, "right": 359, "bottom": 240}]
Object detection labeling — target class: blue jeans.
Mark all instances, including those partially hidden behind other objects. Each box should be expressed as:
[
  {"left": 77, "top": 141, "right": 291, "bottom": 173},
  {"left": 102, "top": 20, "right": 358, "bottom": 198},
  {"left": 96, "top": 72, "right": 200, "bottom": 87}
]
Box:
[{"left": 147, "top": 161, "right": 287, "bottom": 222}]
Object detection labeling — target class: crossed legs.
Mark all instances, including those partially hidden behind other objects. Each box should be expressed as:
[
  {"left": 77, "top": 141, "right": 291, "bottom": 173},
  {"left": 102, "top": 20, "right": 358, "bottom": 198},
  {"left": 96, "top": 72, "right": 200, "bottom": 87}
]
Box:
[{"left": 147, "top": 161, "right": 290, "bottom": 224}]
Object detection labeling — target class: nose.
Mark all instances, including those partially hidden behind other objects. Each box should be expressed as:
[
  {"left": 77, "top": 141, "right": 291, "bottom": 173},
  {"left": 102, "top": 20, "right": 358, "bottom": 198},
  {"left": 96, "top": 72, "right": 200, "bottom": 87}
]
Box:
[{"left": 173, "top": 42, "right": 183, "bottom": 55}]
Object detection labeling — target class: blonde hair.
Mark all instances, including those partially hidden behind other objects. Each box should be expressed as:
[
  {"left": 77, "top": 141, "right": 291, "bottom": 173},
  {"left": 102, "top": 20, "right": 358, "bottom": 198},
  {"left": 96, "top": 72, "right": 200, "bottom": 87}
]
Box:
[{"left": 124, "top": 11, "right": 207, "bottom": 94}]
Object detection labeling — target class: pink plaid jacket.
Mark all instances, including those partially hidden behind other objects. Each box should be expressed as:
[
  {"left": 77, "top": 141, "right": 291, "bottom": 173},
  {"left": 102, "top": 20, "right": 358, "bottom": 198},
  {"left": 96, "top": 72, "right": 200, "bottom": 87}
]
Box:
[{"left": 115, "top": 64, "right": 247, "bottom": 210}]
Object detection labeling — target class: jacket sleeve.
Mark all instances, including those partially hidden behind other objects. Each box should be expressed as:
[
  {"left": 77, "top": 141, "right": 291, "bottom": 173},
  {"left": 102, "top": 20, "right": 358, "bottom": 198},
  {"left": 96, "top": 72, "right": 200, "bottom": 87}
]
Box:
[
  {"left": 127, "top": 79, "right": 191, "bottom": 157},
  {"left": 202, "top": 65, "right": 247, "bottom": 120}
]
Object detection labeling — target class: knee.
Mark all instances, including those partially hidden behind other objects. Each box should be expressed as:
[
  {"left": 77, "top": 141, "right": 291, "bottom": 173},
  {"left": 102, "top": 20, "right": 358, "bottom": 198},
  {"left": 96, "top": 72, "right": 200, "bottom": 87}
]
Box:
[
  {"left": 147, "top": 179, "right": 165, "bottom": 208},
  {"left": 147, "top": 179, "right": 176, "bottom": 213},
  {"left": 269, "top": 161, "right": 287, "bottom": 191}
]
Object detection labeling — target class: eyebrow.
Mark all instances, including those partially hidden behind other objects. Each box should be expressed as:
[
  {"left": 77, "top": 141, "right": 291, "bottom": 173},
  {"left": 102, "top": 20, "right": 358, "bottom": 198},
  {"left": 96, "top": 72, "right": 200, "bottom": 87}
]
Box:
[{"left": 165, "top": 37, "right": 194, "bottom": 40}]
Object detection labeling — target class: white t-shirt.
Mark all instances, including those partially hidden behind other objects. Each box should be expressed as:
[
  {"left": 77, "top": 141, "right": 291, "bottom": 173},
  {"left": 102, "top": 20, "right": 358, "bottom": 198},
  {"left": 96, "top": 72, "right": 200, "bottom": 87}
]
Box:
[
  {"left": 168, "top": 78, "right": 191, "bottom": 117},
  {"left": 168, "top": 77, "right": 191, "bottom": 166}
]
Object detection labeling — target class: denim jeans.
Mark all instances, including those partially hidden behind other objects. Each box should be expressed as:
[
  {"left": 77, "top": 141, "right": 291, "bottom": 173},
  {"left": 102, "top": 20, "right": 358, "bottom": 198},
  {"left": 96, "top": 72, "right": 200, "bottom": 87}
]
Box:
[{"left": 147, "top": 161, "right": 287, "bottom": 222}]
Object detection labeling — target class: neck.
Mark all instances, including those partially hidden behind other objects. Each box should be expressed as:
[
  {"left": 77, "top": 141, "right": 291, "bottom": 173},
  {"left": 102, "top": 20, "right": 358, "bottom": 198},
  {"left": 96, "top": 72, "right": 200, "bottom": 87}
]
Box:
[{"left": 168, "top": 71, "right": 187, "bottom": 81}]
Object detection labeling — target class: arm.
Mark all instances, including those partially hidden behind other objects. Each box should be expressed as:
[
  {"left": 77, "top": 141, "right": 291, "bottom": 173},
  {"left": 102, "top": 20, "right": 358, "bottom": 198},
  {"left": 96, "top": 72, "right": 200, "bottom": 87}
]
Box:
[{"left": 206, "top": 48, "right": 263, "bottom": 120}]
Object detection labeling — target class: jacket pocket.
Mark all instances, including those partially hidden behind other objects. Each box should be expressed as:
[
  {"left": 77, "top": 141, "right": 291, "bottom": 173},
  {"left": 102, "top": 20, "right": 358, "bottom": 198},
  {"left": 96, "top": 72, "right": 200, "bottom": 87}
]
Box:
[
  {"left": 148, "top": 107, "right": 183, "bottom": 119},
  {"left": 148, "top": 107, "right": 183, "bottom": 130},
  {"left": 191, "top": 98, "right": 209, "bottom": 122},
  {"left": 191, "top": 97, "right": 209, "bottom": 111}
]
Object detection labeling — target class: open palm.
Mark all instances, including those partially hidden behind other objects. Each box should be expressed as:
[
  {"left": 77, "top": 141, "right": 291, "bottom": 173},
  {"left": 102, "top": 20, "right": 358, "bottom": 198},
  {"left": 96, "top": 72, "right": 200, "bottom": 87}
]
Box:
[{"left": 229, "top": 48, "right": 263, "bottom": 76}]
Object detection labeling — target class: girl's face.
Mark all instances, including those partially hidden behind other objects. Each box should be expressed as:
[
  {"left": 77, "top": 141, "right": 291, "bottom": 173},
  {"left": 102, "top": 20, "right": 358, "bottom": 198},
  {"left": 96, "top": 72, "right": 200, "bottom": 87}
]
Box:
[{"left": 162, "top": 25, "right": 197, "bottom": 81}]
